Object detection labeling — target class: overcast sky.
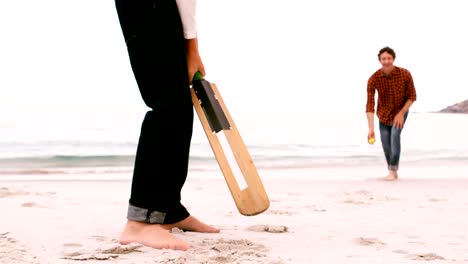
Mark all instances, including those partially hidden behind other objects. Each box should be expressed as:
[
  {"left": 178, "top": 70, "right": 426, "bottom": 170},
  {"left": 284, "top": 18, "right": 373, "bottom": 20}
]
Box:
[{"left": 1, "top": 0, "right": 467, "bottom": 126}]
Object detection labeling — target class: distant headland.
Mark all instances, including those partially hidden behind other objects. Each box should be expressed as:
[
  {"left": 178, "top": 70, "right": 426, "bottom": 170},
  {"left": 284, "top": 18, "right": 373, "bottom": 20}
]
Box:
[{"left": 438, "top": 100, "right": 468, "bottom": 113}]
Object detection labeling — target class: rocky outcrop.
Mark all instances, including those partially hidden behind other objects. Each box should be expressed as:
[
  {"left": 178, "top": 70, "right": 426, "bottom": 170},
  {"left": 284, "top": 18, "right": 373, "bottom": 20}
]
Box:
[{"left": 439, "top": 100, "right": 468, "bottom": 113}]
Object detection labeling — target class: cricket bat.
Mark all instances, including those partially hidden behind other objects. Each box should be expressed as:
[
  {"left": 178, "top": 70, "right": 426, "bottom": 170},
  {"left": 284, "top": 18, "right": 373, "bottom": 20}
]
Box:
[{"left": 190, "top": 72, "right": 269, "bottom": 216}]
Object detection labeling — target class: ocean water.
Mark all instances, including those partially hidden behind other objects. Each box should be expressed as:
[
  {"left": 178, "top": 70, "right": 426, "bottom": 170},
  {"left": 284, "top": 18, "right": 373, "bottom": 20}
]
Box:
[{"left": 1, "top": 112, "right": 467, "bottom": 179}]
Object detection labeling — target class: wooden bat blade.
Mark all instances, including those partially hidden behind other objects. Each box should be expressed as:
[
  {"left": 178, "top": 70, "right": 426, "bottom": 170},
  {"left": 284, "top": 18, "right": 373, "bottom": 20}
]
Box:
[{"left": 191, "top": 81, "right": 269, "bottom": 216}]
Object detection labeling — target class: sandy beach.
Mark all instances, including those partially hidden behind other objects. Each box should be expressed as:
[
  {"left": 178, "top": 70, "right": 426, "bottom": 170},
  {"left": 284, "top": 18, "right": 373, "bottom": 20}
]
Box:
[{"left": 1, "top": 168, "right": 467, "bottom": 264}]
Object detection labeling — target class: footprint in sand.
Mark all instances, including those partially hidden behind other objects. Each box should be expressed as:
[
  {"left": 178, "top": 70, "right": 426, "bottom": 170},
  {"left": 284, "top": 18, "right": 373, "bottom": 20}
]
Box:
[
  {"left": 305, "top": 204, "right": 327, "bottom": 212},
  {"left": 100, "top": 244, "right": 143, "bottom": 254},
  {"left": 265, "top": 209, "right": 295, "bottom": 216},
  {"left": 343, "top": 190, "right": 373, "bottom": 204},
  {"left": 1, "top": 187, "right": 56, "bottom": 199},
  {"left": 63, "top": 243, "right": 83, "bottom": 248},
  {"left": 0, "top": 187, "right": 30, "bottom": 198},
  {"left": 121, "top": 237, "right": 279, "bottom": 264},
  {"left": 90, "top": 235, "right": 119, "bottom": 243},
  {"left": 428, "top": 198, "right": 448, "bottom": 202},
  {"left": 21, "top": 202, "right": 47, "bottom": 208},
  {"left": 208, "top": 238, "right": 266, "bottom": 251},
  {"left": 246, "top": 224, "right": 288, "bottom": 233},
  {"left": 407, "top": 253, "right": 445, "bottom": 261},
  {"left": 0, "top": 232, "right": 39, "bottom": 264},
  {"left": 205, "top": 238, "right": 288, "bottom": 264},
  {"left": 199, "top": 238, "right": 269, "bottom": 262},
  {"left": 344, "top": 190, "right": 397, "bottom": 205},
  {"left": 356, "top": 237, "right": 386, "bottom": 249},
  {"left": 393, "top": 249, "right": 409, "bottom": 254},
  {"left": 62, "top": 240, "right": 142, "bottom": 261}
]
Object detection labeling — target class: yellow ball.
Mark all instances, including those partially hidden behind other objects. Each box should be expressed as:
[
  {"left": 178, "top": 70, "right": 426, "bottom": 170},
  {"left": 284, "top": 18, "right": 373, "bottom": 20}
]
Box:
[{"left": 368, "top": 138, "right": 375, "bottom": 144}]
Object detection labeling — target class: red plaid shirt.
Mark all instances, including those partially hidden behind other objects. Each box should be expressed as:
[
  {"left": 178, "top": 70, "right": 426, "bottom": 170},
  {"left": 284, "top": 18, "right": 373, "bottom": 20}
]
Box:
[{"left": 366, "top": 66, "right": 417, "bottom": 125}]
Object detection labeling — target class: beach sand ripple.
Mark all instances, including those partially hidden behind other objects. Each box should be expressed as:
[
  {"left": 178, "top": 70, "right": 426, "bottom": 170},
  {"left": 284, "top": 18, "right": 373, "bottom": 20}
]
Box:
[
  {"left": 246, "top": 225, "right": 288, "bottom": 233},
  {"left": 1, "top": 177, "right": 467, "bottom": 263},
  {"left": 0, "top": 232, "right": 39, "bottom": 264}
]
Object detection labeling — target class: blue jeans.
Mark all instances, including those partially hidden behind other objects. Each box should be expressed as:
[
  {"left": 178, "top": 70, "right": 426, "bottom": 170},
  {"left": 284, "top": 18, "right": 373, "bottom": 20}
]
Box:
[{"left": 379, "top": 113, "right": 408, "bottom": 171}]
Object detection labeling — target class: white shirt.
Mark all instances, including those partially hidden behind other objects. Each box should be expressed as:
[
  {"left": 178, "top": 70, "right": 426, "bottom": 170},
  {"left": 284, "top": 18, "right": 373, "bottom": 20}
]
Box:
[{"left": 175, "top": 0, "right": 197, "bottom": 39}]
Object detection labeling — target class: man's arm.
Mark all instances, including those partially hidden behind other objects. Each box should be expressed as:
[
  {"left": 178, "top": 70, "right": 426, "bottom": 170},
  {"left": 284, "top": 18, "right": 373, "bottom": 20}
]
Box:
[
  {"left": 399, "top": 70, "right": 416, "bottom": 115},
  {"left": 399, "top": 100, "right": 414, "bottom": 116},
  {"left": 392, "top": 99, "right": 413, "bottom": 128},
  {"left": 185, "top": 38, "right": 205, "bottom": 84},
  {"left": 366, "top": 112, "right": 375, "bottom": 140},
  {"left": 366, "top": 112, "right": 374, "bottom": 131},
  {"left": 394, "top": 70, "right": 416, "bottom": 128},
  {"left": 366, "top": 78, "right": 376, "bottom": 139},
  {"left": 175, "top": 0, "right": 205, "bottom": 82},
  {"left": 393, "top": 99, "right": 413, "bottom": 129},
  {"left": 175, "top": 0, "right": 197, "bottom": 39}
]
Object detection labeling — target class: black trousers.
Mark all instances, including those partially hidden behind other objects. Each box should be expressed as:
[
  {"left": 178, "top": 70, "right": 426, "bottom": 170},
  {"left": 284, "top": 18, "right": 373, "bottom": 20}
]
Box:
[{"left": 115, "top": 0, "right": 193, "bottom": 224}]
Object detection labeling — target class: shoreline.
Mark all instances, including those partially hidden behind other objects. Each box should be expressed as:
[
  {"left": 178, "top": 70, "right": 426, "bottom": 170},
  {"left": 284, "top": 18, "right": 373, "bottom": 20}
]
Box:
[{"left": 1, "top": 163, "right": 468, "bottom": 182}]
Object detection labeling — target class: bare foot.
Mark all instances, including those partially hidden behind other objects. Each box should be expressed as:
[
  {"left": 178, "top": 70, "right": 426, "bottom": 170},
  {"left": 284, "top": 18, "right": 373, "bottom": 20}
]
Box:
[
  {"left": 162, "top": 216, "right": 220, "bottom": 233},
  {"left": 383, "top": 171, "right": 398, "bottom": 181},
  {"left": 119, "top": 220, "right": 190, "bottom": 250}
]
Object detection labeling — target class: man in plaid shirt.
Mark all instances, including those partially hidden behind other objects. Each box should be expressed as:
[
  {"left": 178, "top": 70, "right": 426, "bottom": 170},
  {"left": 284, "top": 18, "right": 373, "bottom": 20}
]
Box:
[{"left": 366, "top": 47, "right": 417, "bottom": 181}]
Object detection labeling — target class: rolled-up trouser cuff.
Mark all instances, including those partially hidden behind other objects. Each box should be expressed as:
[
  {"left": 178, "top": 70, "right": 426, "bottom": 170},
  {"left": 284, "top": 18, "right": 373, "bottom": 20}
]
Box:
[
  {"left": 388, "top": 165, "right": 399, "bottom": 171},
  {"left": 127, "top": 204, "right": 166, "bottom": 224}
]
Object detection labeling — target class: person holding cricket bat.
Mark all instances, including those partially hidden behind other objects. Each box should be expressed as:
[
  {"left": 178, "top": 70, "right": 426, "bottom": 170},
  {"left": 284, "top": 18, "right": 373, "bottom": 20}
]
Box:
[
  {"left": 114, "top": 0, "right": 219, "bottom": 251},
  {"left": 366, "top": 46, "right": 417, "bottom": 181}
]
